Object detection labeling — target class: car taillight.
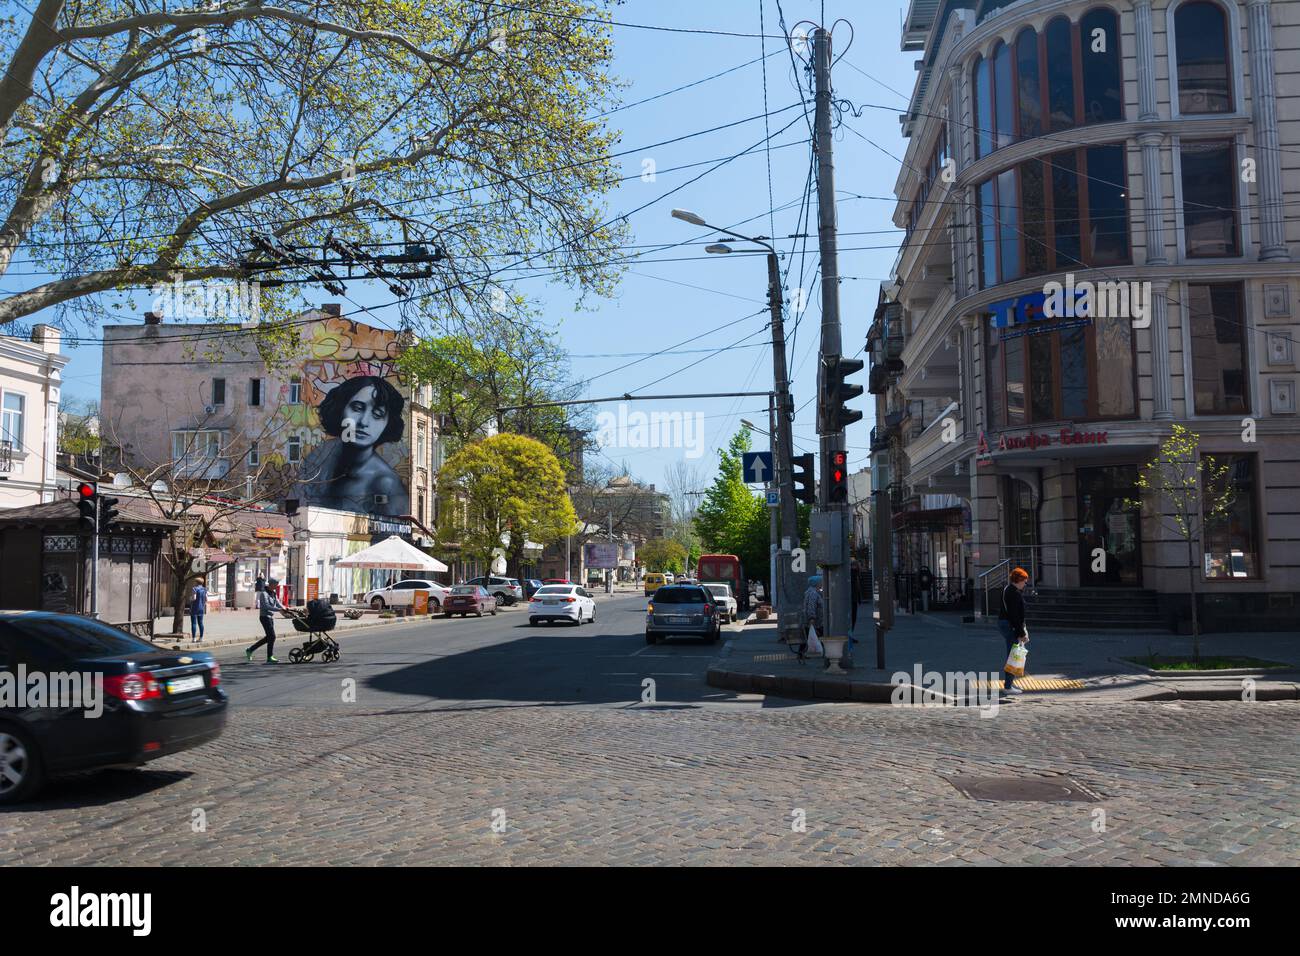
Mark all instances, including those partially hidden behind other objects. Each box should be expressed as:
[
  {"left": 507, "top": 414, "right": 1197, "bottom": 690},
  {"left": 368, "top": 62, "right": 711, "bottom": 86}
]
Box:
[
  {"left": 563, "top": 597, "right": 576, "bottom": 603},
  {"left": 104, "top": 672, "right": 161, "bottom": 701},
  {"left": 704, "top": 604, "right": 713, "bottom": 615},
  {"left": 647, "top": 603, "right": 654, "bottom": 613},
  {"left": 209, "top": 662, "right": 221, "bottom": 685}
]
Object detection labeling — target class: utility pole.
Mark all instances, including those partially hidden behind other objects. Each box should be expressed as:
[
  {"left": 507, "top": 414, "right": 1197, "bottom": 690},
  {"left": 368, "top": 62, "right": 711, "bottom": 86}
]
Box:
[
  {"left": 607, "top": 508, "right": 614, "bottom": 594},
  {"left": 812, "top": 26, "right": 853, "bottom": 668},
  {"left": 767, "top": 255, "right": 801, "bottom": 644}
]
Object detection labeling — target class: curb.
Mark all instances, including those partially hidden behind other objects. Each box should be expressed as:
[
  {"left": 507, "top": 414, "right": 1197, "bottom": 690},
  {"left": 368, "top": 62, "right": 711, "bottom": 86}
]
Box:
[
  {"left": 705, "top": 666, "right": 1300, "bottom": 703},
  {"left": 1107, "top": 657, "right": 1299, "bottom": 679}
]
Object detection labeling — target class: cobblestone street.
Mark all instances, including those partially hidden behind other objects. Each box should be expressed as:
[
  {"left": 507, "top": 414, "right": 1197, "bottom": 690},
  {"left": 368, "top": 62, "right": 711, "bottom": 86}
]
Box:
[{"left": 4, "top": 694, "right": 1297, "bottom": 865}]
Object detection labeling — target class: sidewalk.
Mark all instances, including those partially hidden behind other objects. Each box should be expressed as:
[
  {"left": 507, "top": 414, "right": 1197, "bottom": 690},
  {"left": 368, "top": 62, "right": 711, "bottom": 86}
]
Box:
[
  {"left": 154, "top": 586, "right": 636, "bottom": 650},
  {"left": 706, "top": 605, "right": 1300, "bottom": 703}
]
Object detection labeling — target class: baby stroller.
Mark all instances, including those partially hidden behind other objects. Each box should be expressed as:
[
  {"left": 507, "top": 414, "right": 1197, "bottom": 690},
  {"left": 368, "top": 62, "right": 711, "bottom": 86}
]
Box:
[{"left": 286, "top": 598, "right": 340, "bottom": 663}]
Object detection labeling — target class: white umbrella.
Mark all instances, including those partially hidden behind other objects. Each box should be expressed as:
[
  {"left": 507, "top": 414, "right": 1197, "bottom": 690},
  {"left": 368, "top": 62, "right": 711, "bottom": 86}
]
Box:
[{"left": 334, "top": 535, "right": 449, "bottom": 572}]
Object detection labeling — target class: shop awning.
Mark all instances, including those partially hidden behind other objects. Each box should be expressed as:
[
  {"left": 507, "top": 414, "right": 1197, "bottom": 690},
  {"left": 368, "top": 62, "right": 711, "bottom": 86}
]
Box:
[{"left": 333, "top": 535, "right": 449, "bottom": 572}]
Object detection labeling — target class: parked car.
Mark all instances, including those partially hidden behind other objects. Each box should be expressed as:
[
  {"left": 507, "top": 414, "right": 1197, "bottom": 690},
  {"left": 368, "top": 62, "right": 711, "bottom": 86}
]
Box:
[
  {"left": 521, "top": 579, "right": 545, "bottom": 599},
  {"left": 443, "top": 585, "right": 496, "bottom": 618},
  {"left": 542, "top": 578, "right": 571, "bottom": 585},
  {"left": 528, "top": 584, "right": 596, "bottom": 626},
  {"left": 643, "top": 572, "right": 666, "bottom": 596},
  {"left": 0, "top": 611, "right": 228, "bottom": 804},
  {"left": 645, "top": 584, "right": 721, "bottom": 645},
  {"left": 364, "top": 578, "right": 449, "bottom": 611},
  {"left": 465, "top": 576, "right": 524, "bottom": 606},
  {"left": 663, "top": 572, "right": 676, "bottom": 584},
  {"left": 704, "top": 583, "right": 738, "bottom": 623}
]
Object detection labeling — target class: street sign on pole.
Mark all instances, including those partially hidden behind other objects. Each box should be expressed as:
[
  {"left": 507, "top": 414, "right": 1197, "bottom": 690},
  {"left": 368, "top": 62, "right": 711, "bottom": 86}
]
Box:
[
  {"left": 765, "top": 489, "right": 779, "bottom": 507},
  {"left": 742, "top": 451, "right": 773, "bottom": 485}
]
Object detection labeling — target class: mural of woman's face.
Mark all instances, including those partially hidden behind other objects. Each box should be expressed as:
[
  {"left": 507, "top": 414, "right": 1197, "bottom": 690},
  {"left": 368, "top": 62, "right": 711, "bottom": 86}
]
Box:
[{"left": 341, "top": 384, "right": 387, "bottom": 449}]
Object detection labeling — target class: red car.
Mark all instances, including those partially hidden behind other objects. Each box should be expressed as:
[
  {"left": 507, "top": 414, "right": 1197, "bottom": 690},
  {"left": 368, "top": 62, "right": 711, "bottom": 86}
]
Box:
[
  {"left": 443, "top": 585, "right": 497, "bottom": 618},
  {"left": 543, "top": 578, "right": 571, "bottom": 585}
]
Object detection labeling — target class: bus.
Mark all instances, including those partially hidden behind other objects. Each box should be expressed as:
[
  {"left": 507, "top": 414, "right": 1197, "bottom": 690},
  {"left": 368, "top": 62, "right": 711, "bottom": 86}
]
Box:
[{"left": 697, "top": 554, "right": 748, "bottom": 613}]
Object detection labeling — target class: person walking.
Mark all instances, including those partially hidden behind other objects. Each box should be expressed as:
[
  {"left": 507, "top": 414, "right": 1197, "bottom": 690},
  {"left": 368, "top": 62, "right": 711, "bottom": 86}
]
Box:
[
  {"left": 800, "top": 575, "right": 824, "bottom": 659},
  {"left": 189, "top": 580, "right": 208, "bottom": 642},
  {"left": 998, "top": 567, "right": 1030, "bottom": 695},
  {"left": 246, "top": 577, "right": 286, "bottom": 664}
]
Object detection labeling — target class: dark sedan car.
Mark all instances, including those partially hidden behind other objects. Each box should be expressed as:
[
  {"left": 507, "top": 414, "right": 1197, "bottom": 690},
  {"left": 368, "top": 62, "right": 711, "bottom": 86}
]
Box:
[
  {"left": 442, "top": 585, "right": 497, "bottom": 618},
  {"left": 645, "top": 585, "right": 721, "bottom": 645},
  {"left": 0, "top": 611, "right": 228, "bottom": 804}
]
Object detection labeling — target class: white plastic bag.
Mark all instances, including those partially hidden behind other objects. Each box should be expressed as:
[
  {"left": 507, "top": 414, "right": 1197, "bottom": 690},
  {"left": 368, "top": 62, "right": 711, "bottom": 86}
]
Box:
[
  {"left": 1004, "top": 641, "right": 1028, "bottom": 678},
  {"left": 806, "top": 625, "right": 824, "bottom": 657}
]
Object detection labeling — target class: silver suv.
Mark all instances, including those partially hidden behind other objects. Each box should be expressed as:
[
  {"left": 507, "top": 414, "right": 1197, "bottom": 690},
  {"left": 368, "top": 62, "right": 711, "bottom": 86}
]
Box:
[
  {"left": 645, "top": 585, "right": 721, "bottom": 645},
  {"left": 465, "top": 575, "right": 524, "bottom": 606}
]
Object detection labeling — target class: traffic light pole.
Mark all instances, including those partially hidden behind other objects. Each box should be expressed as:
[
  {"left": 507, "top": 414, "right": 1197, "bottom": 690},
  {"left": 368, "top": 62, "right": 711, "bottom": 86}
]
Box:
[
  {"left": 813, "top": 26, "right": 853, "bottom": 666},
  {"left": 90, "top": 499, "right": 100, "bottom": 620}
]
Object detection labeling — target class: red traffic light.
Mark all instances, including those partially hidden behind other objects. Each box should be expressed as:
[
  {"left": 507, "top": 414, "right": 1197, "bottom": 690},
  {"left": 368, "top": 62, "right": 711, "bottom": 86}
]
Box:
[{"left": 77, "top": 482, "right": 96, "bottom": 499}]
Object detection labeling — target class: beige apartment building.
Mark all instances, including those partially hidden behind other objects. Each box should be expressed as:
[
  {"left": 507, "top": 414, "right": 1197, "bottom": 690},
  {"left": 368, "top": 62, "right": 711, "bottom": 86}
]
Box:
[
  {"left": 0, "top": 325, "right": 66, "bottom": 509},
  {"left": 100, "top": 305, "right": 445, "bottom": 605},
  {"left": 874, "top": 0, "right": 1300, "bottom": 630}
]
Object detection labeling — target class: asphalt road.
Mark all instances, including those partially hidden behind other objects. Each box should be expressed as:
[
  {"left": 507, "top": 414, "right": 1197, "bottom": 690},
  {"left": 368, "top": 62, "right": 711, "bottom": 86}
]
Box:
[{"left": 210, "top": 593, "right": 755, "bottom": 711}]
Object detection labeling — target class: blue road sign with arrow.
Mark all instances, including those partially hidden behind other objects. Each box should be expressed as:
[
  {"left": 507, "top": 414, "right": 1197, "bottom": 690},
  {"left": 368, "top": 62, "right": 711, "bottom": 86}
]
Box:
[{"left": 742, "top": 451, "right": 773, "bottom": 485}]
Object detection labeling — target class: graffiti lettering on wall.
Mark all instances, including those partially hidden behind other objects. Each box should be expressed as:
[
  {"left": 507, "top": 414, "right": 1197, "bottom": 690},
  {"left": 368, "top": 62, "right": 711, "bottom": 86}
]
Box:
[{"left": 290, "top": 318, "right": 411, "bottom": 517}]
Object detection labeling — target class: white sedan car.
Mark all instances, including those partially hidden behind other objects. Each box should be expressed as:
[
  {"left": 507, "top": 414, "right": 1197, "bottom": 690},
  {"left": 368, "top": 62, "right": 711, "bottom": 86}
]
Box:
[
  {"left": 704, "top": 583, "right": 738, "bottom": 623},
  {"left": 528, "top": 584, "right": 597, "bottom": 627},
  {"left": 364, "top": 578, "right": 450, "bottom": 611}
]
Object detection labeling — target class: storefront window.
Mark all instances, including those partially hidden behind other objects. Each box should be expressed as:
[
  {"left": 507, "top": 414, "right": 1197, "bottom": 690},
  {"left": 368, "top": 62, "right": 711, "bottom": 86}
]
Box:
[
  {"left": 1203, "top": 454, "right": 1258, "bottom": 579},
  {"left": 1175, "top": 1, "right": 1232, "bottom": 115},
  {"left": 974, "top": 56, "right": 993, "bottom": 159},
  {"left": 978, "top": 144, "right": 1129, "bottom": 288},
  {"left": 1181, "top": 140, "right": 1240, "bottom": 258},
  {"left": 973, "top": 10, "right": 1122, "bottom": 157},
  {"left": 1080, "top": 8, "right": 1122, "bottom": 124},
  {"left": 1016, "top": 29, "right": 1042, "bottom": 138},
  {"left": 1188, "top": 283, "right": 1250, "bottom": 414},
  {"left": 985, "top": 310, "right": 1134, "bottom": 425},
  {"left": 994, "top": 42, "right": 1014, "bottom": 149},
  {"left": 1045, "top": 17, "right": 1077, "bottom": 132}
]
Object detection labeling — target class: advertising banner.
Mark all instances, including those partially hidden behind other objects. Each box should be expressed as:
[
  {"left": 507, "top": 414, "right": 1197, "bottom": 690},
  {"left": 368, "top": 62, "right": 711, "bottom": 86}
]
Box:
[{"left": 584, "top": 541, "right": 618, "bottom": 569}]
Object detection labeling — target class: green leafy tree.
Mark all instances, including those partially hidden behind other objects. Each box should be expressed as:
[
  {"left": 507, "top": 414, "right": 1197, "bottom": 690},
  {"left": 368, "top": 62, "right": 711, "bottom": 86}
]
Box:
[
  {"left": 639, "top": 537, "right": 687, "bottom": 574},
  {"left": 437, "top": 432, "right": 577, "bottom": 577},
  {"left": 0, "top": 1, "right": 626, "bottom": 346},
  {"left": 694, "top": 427, "right": 769, "bottom": 583},
  {"left": 1128, "top": 424, "right": 1235, "bottom": 660}
]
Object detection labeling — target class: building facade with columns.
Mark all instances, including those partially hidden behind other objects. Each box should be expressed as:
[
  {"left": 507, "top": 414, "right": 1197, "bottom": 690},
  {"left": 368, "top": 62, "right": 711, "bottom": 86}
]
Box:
[{"left": 881, "top": 0, "right": 1300, "bottom": 630}]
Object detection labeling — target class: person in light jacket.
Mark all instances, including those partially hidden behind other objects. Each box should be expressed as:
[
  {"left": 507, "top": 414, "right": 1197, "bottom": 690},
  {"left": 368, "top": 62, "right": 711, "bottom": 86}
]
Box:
[
  {"left": 246, "top": 578, "right": 287, "bottom": 664},
  {"left": 998, "top": 567, "right": 1030, "bottom": 694}
]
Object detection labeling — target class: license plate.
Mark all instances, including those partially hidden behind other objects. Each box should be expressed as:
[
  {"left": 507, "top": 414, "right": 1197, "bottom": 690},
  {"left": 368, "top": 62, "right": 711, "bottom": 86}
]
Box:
[
  {"left": 668, "top": 616, "right": 691, "bottom": 624},
  {"left": 543, "top": 600, "right": 560, "bottom": 605},
  {"left": 167, "top": 675, "right": 205, "bottom": 694}
]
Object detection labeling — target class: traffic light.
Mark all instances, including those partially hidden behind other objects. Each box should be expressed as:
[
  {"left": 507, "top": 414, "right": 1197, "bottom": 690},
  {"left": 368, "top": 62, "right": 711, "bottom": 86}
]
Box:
[
  {"left": 828, "top": 450, "right": 849, "bottom": 504},
  {"left": 820, "top": 355, "right": 865, "bottom": 433},
  {"left": 76, "top": 482, "right": 97, "bottom": 531},
  {"left": 791, "top": 453, "right": 816, "bottom": 505},
  {"left": 99, "top": 494, "right": 121, "bottom": 532}
]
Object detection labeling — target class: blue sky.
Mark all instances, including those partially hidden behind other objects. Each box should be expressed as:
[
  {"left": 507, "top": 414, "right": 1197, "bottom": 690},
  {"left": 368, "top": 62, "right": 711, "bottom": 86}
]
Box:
[{"left": 50, "top": 0, "right": 919, "bottom": 489}]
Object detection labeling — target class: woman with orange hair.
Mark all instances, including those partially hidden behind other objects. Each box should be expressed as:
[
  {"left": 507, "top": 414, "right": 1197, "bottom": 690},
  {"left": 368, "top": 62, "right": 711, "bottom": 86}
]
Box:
[{"left": 998, "top": 567, "right": 1030, "bottom": 694}]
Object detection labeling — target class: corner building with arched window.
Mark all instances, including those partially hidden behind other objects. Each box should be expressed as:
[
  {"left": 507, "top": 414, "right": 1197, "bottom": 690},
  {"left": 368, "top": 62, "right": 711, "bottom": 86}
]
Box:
[{"left": 876, "top": 0, "right": 1300, "bottom": 631}]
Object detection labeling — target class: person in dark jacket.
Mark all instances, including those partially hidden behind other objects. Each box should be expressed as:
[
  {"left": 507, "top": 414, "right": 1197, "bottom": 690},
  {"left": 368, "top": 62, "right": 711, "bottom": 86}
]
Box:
[
  {"left": 998, "top": 567, "right": 1030, "bottom": 694},
  {"left": 189, "top": 581, "right": 207, "bottom": 642},
  {"left": 246, "top": 578, "right": 287, "bottom": 663}
]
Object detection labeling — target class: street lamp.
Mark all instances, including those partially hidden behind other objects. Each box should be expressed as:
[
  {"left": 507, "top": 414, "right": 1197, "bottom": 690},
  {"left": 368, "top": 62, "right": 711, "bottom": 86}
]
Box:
[{"left": 671, "top": 208, "right": 800, "bottom": 643}]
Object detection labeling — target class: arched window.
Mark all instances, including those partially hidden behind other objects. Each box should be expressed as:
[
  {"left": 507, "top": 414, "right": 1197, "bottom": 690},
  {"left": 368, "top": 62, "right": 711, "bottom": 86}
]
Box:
[
  {"left": 1175, "top": 1, "right": 1232, "bottom": 114},
  {"left": 973, "top": 55, "right": 993, "bottom": 159},
  {"left": 1080, "top": 7, "right": 1122, "bottom": 123},
  {"left": 1045, "top": 17, "right": 1076, "bottom": 131},
  {"left": 993, "top": 41, "right": 1014, "bottom": 149},
  {"left": 1015, "top": 28, "right": 1041, "bottom": 139}
]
